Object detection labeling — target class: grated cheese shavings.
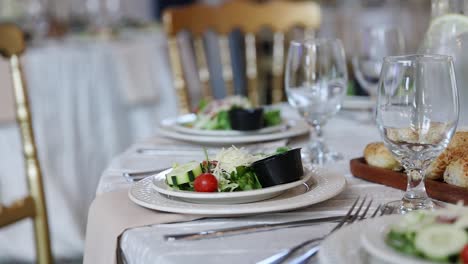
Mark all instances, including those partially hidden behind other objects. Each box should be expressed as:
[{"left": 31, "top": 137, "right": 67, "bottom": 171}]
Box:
[{"left": 212, "top": 146, "right": 261, "bottom": 179}]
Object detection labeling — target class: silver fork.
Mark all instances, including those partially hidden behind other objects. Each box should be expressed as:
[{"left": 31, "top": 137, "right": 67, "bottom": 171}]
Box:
[{"left": 257, "top": 197, "right": 384, "bottom": 264}]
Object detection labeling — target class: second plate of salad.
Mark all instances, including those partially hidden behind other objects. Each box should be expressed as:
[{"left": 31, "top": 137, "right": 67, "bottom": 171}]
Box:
[
  {"left": 361, "top": 205, "right": 468, "bottom": 264},
  {"left": 163, "top": 96, "right": 287, "bottom": 137}
]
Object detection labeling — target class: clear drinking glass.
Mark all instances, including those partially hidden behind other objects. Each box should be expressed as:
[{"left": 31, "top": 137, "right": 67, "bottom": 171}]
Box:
[
  {"left": 285, "top": 38, "right": 348, "bottom": 164},
  {"left": 376, "top": 54, "right": 459, "bottom": 214},
  {"left": 352, "top": 26, "right": 405, "bottom": 97}
]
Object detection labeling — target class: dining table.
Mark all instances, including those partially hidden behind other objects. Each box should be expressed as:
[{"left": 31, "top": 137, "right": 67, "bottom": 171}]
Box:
[{"left": 85, "top": 105, "right": 406, "bottom": 264}]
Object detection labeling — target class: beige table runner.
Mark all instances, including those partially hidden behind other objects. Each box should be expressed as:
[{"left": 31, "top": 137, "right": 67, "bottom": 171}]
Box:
[
  {"left": 0, "top": 58, "right": 15, "bottom": 124},
  {"left": 83, "top": 189, "right": 203, "bottom": 264}
]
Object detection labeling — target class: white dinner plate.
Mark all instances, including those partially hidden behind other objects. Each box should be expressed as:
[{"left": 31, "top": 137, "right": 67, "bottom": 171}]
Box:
[
  {"left": 151, "top": 168, "right": 312, "bottom": 204},
  {"left": 158, "top": 119, "right": 310, "bottom": 145},
  {"left": 319, "top": 215, "right": 434, "bottom": 264},
  {"left": 164, "top": 114, "right": 287, "bottom": 137},
  {"left": 128, "top": 167, "right": 346, "bottom": 216},
  {"left": 342, "top": 96, "right": 375, "bottom": 111}
]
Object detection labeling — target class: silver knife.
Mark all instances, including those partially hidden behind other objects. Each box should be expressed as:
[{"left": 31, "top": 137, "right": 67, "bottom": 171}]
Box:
[{"left": 164, "top": 215, "right": 345, "bottom": 241}]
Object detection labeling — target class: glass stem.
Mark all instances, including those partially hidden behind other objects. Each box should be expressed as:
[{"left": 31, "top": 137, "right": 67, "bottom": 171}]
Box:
[
  {"left": 312, "top": 123, "right": 323, "bottom": 139},
  {"left": 308, "top": 124, "right": 327, "bottom": 165},
  {"left": 403, "top": 167, "right": 429, "bottom": 201}
]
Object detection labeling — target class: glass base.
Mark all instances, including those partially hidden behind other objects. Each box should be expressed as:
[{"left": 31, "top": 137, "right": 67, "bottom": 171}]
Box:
[
  {"left": 302, "top": 141, "right": 343, "bottom": 165},
  {"left": 302, "top": 149, "right": 343, "bottom": 165},
  {"left": 382, "top": 198, "right": 439, "bottom": 215}
]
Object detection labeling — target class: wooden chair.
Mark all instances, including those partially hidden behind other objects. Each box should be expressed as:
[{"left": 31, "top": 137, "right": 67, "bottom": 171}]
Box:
[
  {"left": 163, "top": 0, "right": 321, "bottom": 113},
  {"left": 0, "top": 24, "right": 53, "bottom": 264}
]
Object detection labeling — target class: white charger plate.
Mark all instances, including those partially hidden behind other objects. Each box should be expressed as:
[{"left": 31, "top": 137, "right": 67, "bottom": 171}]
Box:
[
  {"left": 319, "top": 215, "right": 434, "bottom": 264},
  {"left": 164, "top": 113, "right": 287, "bottom": 137},
  {"left": 158, "top": 119, "right": 310, "bottom": 145},
  {"left": 128, "top": 167, "right": 346, "bottom": 216},
  {"left": 151, "top": 168, "right": 312, "bottom": 204}
]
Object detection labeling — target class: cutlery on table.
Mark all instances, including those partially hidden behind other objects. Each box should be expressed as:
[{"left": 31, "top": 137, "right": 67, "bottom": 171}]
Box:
[
  {"left": 257, "top": 196, "right": 390, "bottom": 264},
  {"left": 135, "top": 148, "right": 215, "bottom": 155},
  {"left": 164, "top": 215, "right": 346, "bottom": 241},
  {"left": 135, "top": 139, "right": 290, "bottom": 156},
  {"left": 123, "top": 168, "right": 168, "bottom": 182}
]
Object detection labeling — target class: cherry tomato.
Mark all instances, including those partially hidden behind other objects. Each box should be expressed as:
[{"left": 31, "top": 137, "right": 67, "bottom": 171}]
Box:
[
  {"left": 194, "top": 173, "right": 218, "bottom": 192},
  {"left": 461, "top": 245, "right": 468, "bottom": 264}
]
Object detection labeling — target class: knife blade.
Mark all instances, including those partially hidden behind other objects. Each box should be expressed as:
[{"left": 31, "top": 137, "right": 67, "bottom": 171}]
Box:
[{"left": 164, "top": 215, "right": 345, "bottom": 241}]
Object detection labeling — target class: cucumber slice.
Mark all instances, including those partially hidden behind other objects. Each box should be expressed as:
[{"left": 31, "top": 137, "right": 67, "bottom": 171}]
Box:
[
  {"left": 415, "top": 224, "right": 467, "bottom": 259},
  {"left": 455, "top": 215, "right": 468, "bottom": 229},
  {"left": 165, "top": 161, "right": 203, "bottom": 186},
  {"left": 392, "top": 211, "right": 435, "bottom": 233}
]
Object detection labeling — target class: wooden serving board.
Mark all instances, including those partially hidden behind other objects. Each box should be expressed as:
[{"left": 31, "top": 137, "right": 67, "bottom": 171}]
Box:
[{"left": 350, "top": 157, "right": 468, "bottom": 204}]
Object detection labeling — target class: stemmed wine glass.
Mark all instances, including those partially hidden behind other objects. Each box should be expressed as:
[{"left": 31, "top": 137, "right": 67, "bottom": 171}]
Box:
[
  {"left": 376, "top": 54, "right": 459, "bottom": 214},
  {"left": 285, "top": 38, "right": 348, "bottom": 164},
  {"left": 352, "top": 26, "right": 405, "bottom": 97}
]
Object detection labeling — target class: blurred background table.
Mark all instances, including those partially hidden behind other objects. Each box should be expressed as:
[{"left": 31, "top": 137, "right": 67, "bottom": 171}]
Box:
[{"left": 0, "top": 29, "right": 178, "bottom": 261}]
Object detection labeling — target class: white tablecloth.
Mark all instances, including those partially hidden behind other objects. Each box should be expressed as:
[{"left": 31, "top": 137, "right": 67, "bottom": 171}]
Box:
[
  {"left": 0, "top": 30, "right": 178, "bottom": 261},
  {"left": 95, "top": 111, "right": 405, "bottom": 264}
]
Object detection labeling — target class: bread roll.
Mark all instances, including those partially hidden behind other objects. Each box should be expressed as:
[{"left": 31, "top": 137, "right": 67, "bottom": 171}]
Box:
[
  {"left": 427, "top": 131, "right": 468, "bottom": 180},
  {"left": 364, "top": 142, "right": 402, "bottom": 171},
  {"left": 385, "top": 123, "right": 447, "bottom": 145},
  {"left": 447, "top": 131, "right": 468, "bottom": 149},
  {"left": 444, "top": 155, "right": 468, "bottom": 188}
]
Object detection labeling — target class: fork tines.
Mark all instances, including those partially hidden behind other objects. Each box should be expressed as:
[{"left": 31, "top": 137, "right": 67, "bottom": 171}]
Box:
[{"left": 333, "top": 196, "right": 384, "bottom": 233}]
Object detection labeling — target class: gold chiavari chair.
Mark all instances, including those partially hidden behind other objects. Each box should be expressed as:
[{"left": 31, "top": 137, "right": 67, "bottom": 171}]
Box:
[
  {"left": 0, "top": 24, "right": 52, "bottom": 264},
  {"left": 163, "top": 0, "right": 321, "bottom": 113}
]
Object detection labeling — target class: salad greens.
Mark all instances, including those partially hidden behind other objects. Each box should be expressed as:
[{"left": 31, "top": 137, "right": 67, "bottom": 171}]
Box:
[
  {"left": 263, "top": 109, "right": 281, "bottom": 127},
  {"left": 189, "top": 96, "right": 282, "bottom": 130},
  {"left": 275, "top": 146, "right": 291, "bottom": 154},
  {"left": 165, "top": 146, "right": 289, "bottom": 193},
  {"left": 222, "top": 166, "right": 262, "bottom": 192}
]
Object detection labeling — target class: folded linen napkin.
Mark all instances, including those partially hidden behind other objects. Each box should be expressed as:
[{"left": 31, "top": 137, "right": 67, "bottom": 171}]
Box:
[
  {"left": 0, "top": 58, "right": 15, "bottom": 124},
  {"left": 83, "top": 189, "right": 203, "bottom": 264}
]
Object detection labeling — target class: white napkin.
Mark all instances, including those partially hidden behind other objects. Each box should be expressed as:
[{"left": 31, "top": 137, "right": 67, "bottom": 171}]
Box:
[
  {"left": 111, "top": 39, "right": 159, "bottom": 105},
  {"left": 0, "top": 58, "right": 15, "bottom": 124}
]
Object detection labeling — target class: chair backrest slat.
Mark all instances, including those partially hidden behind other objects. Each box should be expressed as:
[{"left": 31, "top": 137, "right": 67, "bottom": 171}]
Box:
[
  {"left": 218, "top": 35, "right": 234, "bottom": 96},
  {"left": 167, "top": 37, "right": 191, "bottom": 113},
  {"left": 193, "top": 37, "right": 212, "bottom": 99},
  {"left": 245, "top": 33, "right": 258, "bottom": 106},
  {"left": 272, "top": 31, "right": 285, "bottom": 103}
]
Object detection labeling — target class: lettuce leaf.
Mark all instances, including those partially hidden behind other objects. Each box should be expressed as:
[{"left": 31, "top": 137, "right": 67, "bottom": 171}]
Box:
[{"left": 263, "top": 109, "right": 281, "bottom": 126}]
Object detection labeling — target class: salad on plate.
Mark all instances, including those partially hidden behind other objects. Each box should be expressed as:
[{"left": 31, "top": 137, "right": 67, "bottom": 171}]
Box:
[
  {"left": 187, "top": 96, "right": 282, "bottom": 130},
  {"left": 386, "top": 204, "right": 468, "bottom": 263},
  {"left": 164, "top": 146, "right": 298, "bottom": 193}
]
